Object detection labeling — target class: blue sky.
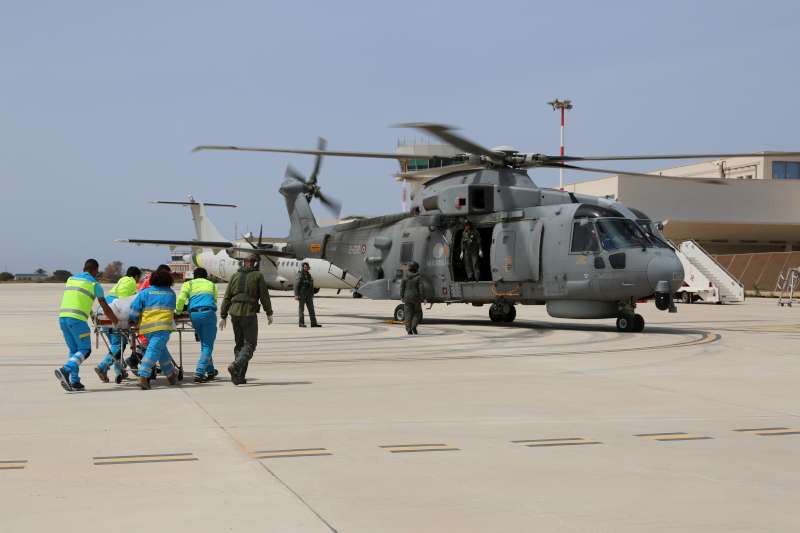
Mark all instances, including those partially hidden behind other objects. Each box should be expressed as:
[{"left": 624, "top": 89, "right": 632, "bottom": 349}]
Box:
[{"left": 2, "top": 0, "right": 799, "bottom": 273}]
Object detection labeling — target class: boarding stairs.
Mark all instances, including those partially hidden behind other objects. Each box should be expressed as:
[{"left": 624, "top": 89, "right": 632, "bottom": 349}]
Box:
[
  {"left": 674, "top": 240, "right": 744, "bottom": 304},
  {"left": 775, "top": 268, "right": 800, "bottom": 307}
]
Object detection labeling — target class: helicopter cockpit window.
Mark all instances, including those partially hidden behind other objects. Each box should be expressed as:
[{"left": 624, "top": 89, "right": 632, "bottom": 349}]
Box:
[
  {"left": 629, "top": 208, "right": 670, "bottom": 248},
  {"left": 637, "top": 220, "right": 670, "bottom": 248},
  {"left": 573, "top": 204, "right": 624, "bottom": 219},
  {"left": 571, "top": 219, "right": 600, "bottom": 253},
  {"left": 595, "top": 218, "right": 650, "bottom": 250}
]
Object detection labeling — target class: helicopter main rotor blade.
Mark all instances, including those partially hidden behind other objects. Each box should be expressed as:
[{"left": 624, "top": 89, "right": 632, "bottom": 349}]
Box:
[
  {"left": 317, "top": 191, "right": 342, "bottom": 219},
  {"left": 396, "top": 122, "right": 501, "bottom": 162},
  {"left": 551, "top": 151, "right": 800, "bottom": 163},
  {"left": 309, "top": 137, "right": 327, "bottom": 185},
  {"left": 193, "top": 145, "right": 436, "bottom": 161},
  {"left": 542, "top": 162, "right": 730, "bottom": 185}
]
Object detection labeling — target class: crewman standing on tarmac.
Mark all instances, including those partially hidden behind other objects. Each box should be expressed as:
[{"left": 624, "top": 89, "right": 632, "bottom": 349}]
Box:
[
  {"left": 295, "top": 261, "right": 321, "bottom": 328},
  {"left": 129, "top": 269, "right": 179, "bottom": 390},
  {"left": 94, "top": 266, "right": 141, "bottom": 384},
  {"left": 54, "top": 259, "right": 119, "bottom": 392},
  {"left": 219, "top": 256, "right": 273, "bottom": 385},
  {"left": 460, "top": 221, "right": 483, "bottom": 281},
  {"left": 400, "top": 261, "right": 423, "bottom": 335},
  {"left": 176, "top": 267, "right": 219, "bottom": 383}
]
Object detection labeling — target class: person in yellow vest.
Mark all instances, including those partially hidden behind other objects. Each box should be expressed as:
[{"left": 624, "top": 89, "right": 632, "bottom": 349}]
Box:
[
  {"left": 54, "top": 259, "right": 119, "bottom": 392},
  {"left": 94, "top": 266, "right": 141, "bottom": 384},
  {"left": 175, "top": 267, "right": 219, "bottom": 383}
]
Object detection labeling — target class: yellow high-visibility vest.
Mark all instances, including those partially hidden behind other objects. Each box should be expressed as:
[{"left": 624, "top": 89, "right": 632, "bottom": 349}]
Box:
[{"left": 59, "top": 276, "right": 98, "bottom": 321}]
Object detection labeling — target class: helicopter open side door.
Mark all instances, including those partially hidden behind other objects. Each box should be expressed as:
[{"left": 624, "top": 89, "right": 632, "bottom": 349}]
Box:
[{"left": 490, "top": 220, "right": 543, "bottom": 282}]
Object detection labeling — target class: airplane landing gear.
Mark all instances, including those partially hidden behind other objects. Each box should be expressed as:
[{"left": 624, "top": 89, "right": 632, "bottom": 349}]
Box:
[
  {"left": 616, "top": 313, "right": 645, "bottom": 332},
  {"left": 489, "top": 301, "right": 516, "bottom": 323}
]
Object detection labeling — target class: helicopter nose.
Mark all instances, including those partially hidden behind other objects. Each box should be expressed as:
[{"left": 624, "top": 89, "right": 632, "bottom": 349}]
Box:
[{"left": 647, "top": 253, "right": 684, "bottom": 292}]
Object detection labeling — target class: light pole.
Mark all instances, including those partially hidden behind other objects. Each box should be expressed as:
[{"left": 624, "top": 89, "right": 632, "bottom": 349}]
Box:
[{"left": 547, "top": 98, "right": 573, "bottom": 190}]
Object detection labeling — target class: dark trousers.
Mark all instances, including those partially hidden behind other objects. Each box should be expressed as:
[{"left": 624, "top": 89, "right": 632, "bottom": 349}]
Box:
[
  {"left": 404, "top": 302, "right": 422, "bottom": 333},
  {"left": 464, "top": 251, "right": 480, "bottom": 281},
  {"left": 298, "top": 295, "right": 318, "bottom": 325},
  {"left": 231, "top": 315, "right": 258, "bottom": 380}
]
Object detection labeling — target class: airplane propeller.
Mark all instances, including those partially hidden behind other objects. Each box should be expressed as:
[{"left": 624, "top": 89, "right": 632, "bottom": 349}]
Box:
[{"left": 284, "top": 138, "right": 342, "bottom": 218}]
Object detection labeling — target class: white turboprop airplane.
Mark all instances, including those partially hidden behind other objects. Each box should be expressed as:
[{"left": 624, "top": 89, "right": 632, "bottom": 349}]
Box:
[{"left": 118, "top": 198, "right": 363, "bottom": 295}]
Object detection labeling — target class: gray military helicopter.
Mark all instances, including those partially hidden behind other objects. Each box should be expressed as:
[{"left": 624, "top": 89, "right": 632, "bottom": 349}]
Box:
[{"left": 194, "top": 124, "right": 800, "bottom": 331}]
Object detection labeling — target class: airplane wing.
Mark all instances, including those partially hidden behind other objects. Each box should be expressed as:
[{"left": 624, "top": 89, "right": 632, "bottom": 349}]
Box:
[
  {"left": 116, "top": 239, "right": 298, "bottom": 258},
  {"left": 116, "top": 239, "right": 234, "bottom": 249}
]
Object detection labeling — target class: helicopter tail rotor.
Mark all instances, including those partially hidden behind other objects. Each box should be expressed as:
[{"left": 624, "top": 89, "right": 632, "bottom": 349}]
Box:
[{"left": 283, "top": 138, "right": 343, "bottom": 219}]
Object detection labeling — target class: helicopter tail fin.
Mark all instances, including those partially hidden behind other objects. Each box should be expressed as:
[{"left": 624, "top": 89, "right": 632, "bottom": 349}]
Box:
[{"left": 280, "top": 179, "right": 321, "bottom": 252}]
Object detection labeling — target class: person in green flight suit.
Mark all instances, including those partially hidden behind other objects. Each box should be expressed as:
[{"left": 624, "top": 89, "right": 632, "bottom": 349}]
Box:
[
  {"left": 219, "top": 256, "right": 273, "bottom": 385},
  {"left": 460, "top": 220, "right": 483, "bottom": 281},
  {"left": 295, "top": 261, "right": 321, "bottom": 328}
]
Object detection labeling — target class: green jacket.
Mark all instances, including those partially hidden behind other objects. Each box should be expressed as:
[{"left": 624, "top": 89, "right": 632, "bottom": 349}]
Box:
[
  {"left": 461, "top": 228, "right": 482, "bottom": 254},
  {"left": 220, "top": 267, "right": 273, "bottom": 318},
  {"left": 400, "top": 272, "right": 424, "bottom": 304}
]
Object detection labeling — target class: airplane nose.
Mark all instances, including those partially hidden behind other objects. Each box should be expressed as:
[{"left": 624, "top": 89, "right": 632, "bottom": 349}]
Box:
[{"left": 647, "top": 254, "right": 684, "bottom": 292}]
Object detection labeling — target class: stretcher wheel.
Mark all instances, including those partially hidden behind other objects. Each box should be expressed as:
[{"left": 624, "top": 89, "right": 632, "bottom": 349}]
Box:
[
  {"left": 178, "top": 368, "right": 184, "bottom": 381},
  {"left": 150, "top": 368, "right": 157, "bottom": 380},
  {"left": 115, "top": 374, "right": 124, "bottom": 384}
]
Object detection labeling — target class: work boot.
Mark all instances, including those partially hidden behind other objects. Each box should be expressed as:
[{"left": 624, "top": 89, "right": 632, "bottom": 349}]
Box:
[
  {"left": 54, "top": 368, "right": 73, "bottom": 392},
  {"left": 311, "top": 323, "right": 322, "bottom": 328},
  {"left": 230, "top": 342, "right": 254, "bottom": 385},
  {"left": 138, "top": 376, "right": 151, "bottom": 390},
  {"left": 71, "top": 381, "right": 85, "bottom": 392},
  {"left": 94, "top": 366, "right": 109, "bottom": 383},
  {"left": 206, "top": 368, "right": 219, "bottom": 381},
  {"left": 299, "top": 323, "right": 307, "bottom": 328},
  {"left": 126, "top": 356, "right": 139, "bottom": 371},
  {"left": 167, "top": 371, "right": 179, "bottom": 386},
  {"left": 227, "top": 363, "right": 241, "bottom": 385},
  {"left": 412, "top": 327, "right": 418, "bottom": 335},
  {"left": 193, "top": 373, "right": 208, "bottom": 384}
]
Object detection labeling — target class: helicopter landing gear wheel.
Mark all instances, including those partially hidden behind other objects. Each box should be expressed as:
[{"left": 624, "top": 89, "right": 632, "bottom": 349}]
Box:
[
  {"left": 489, "top": 301, "right": 515, "bottom": 323},
  {"left": 616, "top": 314, "right": 636, "bottom": 332},
  {"left": 393, "top": 304, "right": 405, "bottom": 322},
  {"left": 633, "top": 314, "right": 645, "bottom": 332}
]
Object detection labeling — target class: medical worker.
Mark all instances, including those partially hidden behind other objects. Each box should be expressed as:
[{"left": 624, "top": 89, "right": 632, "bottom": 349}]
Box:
[
  {"left": 128, "top": 269, "right": 179, "bottom": 390},
  {"left": 94, "top": 266, "right": 141, "bottom": 383},
  {"left": 175, "top": 267, "right": 219, "bottom": 383},
  {"left": 54, "top": 259, "right": 119, "bottom": 392}
]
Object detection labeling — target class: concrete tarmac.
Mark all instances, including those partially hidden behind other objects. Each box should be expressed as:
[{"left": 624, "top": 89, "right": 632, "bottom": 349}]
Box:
[{"left": 1, "top": 283, "right": 799, "bottom": 532}]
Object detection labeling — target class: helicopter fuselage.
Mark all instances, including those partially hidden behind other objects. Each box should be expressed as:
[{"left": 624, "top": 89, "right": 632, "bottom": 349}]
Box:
[{"left": 283, "top": 167, "right": 684, "bottom": 329}]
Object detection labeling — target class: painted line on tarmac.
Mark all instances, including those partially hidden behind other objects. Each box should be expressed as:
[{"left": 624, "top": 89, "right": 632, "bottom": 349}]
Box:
[
  {"left": 253, "top": 448, "right": 333, "bottom": 459},
  {"left": 734, "top": 427, "right": 800, "bottom": 437},
  {"left": 93, "top": 452, "right": 198, "bottom": 466},
  {"left": 0, "top": 460, "right": 28, "bottom": 470},
  {"left": 513, "top": 437, "right": 602, "bottom": 448},
  {"left": 380, "top": 443, "right": 460, "bottom": 453},
  {"left": 634, "top": 432, "right": 713, "bottom": 442}
]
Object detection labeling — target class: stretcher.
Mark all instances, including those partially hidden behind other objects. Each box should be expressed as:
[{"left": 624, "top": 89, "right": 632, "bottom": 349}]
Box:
[{"left": 92, "top": 313, "right": 194, "bottom": 383}]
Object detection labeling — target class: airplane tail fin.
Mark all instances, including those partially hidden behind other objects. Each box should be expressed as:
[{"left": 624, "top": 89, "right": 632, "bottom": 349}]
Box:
[{"left": 151, "top": 198, "right": 236, "bottom": 242}]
